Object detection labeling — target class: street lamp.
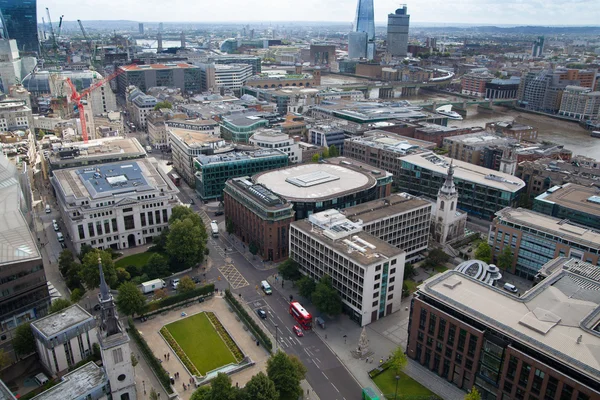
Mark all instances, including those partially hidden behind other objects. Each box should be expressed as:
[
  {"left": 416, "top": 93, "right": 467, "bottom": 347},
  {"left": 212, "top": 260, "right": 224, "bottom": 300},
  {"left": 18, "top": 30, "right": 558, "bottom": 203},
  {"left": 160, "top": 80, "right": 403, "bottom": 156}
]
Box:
[
  {"left": 394, "top": 375, "right": 400, "bottom": 400},
  {"left": 273, "top": 323, "right": 279, "bottom": 351}
]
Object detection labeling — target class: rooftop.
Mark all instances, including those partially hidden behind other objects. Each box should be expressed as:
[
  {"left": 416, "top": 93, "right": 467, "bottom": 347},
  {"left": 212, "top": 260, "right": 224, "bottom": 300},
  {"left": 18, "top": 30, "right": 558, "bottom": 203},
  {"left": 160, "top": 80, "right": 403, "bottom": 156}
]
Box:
[
  {"left": 120, "top": 63, "right": 198, "bottom": 71},
  {"left": 347, "top": 130, "right": 436, "bottom": 153},
  {"left": 443, "top": 132, "right": 517, "bottom": 147},
  {"left": 48, "top": 137, "right": 145, "bottom": 165},
  {"left": 254, "top": 162, "right": 377, "bottom": 202},
  {"left": 292, "top": 210, "right": 404, "bottom": 266},
  {"left": 227, "top": 177, "right": 292, "bottom": 210},
  {"left": 342, "top": 193, "right": 432, "bottom": 224},
  {"left": 31, "top": 304, "right": 93, "bottom": 338},
  {"left": 32, "top": 362, "right": 106, "bottom": 400},
  {"left": 401, "top": 152, "right": 526, "bottom": 192},
  {"left": 495, "top": 207, "right": 600, "bottom": 247},
  {"left": 168, "top": 128, "right": 225, "bottom": 148},
  {"left": 535, "top": 183, "right": 600, "bottom": 216},
  {"left": 222, "top": 114, "right": 268, "bottom": 127},
  {"left": 196, "top": 149, "right": 287, "bottom": 166},
  {"left": 313, "top": 101, "right": 431, "bottom": 123},
  {"left": 250, "top": 129, "right": 291, "bottom": 143},
  {"left": 419, "top": 268, "right": 600, "bottom": 383}
]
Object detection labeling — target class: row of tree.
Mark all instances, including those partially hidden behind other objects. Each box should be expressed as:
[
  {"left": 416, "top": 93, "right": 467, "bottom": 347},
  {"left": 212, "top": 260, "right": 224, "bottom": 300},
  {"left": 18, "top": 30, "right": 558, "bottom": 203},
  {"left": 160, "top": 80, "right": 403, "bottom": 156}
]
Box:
[
  {"left": 310, "top": 144, "right": 340, "bottom": 163},
  {"left": 474, "top": 242, "right": 513, "bottom": 270}
]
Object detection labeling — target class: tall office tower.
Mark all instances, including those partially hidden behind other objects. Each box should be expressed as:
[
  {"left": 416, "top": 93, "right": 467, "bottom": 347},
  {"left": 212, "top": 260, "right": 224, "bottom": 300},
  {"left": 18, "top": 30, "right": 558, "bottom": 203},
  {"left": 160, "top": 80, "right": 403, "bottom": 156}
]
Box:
[
  {"left": 349, "top": 0, "right": 375, "bottom": 60},
  {"left": 532, "top": 36, "right": 545, "bottom": 57},
  {"left": 387, "top": 5, "right": 410, "bottom": 57},
  {"left": 138, "top": 23, "right": 144, "bottom": 34},
  {"left": 0, "top": 0, "right": 39, "bottom": 53},
  {"left": 158, "top": 22, "right": 164, "bottom": 32}
]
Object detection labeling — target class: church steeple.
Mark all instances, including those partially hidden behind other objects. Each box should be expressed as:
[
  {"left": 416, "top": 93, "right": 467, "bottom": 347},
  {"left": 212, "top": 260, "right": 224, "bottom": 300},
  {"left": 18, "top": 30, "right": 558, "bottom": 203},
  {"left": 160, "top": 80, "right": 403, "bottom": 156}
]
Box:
[
  {"left": 97, "top": 256, "right": 121, "bottom": 336},
  {"left": 439, "top": 160, "right": 457, "bottom": 197}
]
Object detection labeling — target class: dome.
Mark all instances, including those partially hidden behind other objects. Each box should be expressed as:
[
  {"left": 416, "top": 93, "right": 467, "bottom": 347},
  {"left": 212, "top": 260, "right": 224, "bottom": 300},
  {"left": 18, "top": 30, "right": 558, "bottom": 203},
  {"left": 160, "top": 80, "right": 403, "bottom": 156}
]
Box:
[{"left": 454, "top": 259, "right": 502, "bottom": 286}]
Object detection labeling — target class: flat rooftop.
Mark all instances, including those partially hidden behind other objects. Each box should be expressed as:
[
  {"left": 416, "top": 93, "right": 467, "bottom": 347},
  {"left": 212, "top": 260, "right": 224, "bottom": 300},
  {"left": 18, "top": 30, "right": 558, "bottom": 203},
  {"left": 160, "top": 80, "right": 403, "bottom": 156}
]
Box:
[
  {"left": 419, "top": 269, "right": 600, "bottom": 383},
  {"left": 227, "top": 177, "right": 292, "bottom": 211},
  {"left": 342, "top": 193, "right": 432, "bottom": 224},
  {"left": 31, "top": 304, "right": 93, "bottom": 338},
  {"left": 49, "top": 137, "right": 145, "bottom": 164},
  {"left": 254, "top": 163, "right": 376, "bottom": 202},
  {"left": 401, "top": 152, "right": 526, "bottom": 192},
  {"left": 32, "top": 362, "right": 106, "bottom": 400},
  {"left": 120, "top": 63, "right": 197, "bottom": 71},
  {"left": 535, "top": 183, "right": 600, "bottom": 216},
  {"left": 443, "top": 132, "right": 516, "bottom": 146},
  {"left": 222, "top": 114, "right": 268, "bottom": 127},
  {"left": 313, "top": 101, "right": 431, "bottom": 123},
  {"left": 348, "top": 130, "right": 436, "bottom": 152},
  {"left": 495, "top": 207, "right": 600, "bottom": 248},
  {"left": 196, "top": 149, "right": 286, "bottom": 166},
  {"left": 169, "top": 128, "right": 225, "bottom": 148}
]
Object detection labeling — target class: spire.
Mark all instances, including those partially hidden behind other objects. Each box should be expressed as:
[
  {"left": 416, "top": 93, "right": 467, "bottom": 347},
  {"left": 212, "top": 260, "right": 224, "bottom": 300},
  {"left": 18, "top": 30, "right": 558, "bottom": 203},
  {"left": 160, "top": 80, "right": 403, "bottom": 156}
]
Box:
[
  {"left": 98, "top": 256, "right": 110, "bottom": 301},
  {"left": 439, "top": 160, "right": 457, "bottom": 196}
]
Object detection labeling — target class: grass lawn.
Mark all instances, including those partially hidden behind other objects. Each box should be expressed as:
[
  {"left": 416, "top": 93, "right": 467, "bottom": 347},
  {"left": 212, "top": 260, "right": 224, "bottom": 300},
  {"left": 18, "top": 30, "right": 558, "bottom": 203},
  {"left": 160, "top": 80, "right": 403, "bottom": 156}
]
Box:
[
  {"left": 114, "top": 252, "right": 155, "bottom": 269},
  {"left": 404, "top": 280, "right": 418, "bottom": 294},
  {"left": 373, "top": 369, "right": 439, "bottom": 399},
  {"left": 165, "top": 312, "right": 236, "bottom": 374},
  {"left": 434, "top": 264, "right": 448, "bottom": 274}
]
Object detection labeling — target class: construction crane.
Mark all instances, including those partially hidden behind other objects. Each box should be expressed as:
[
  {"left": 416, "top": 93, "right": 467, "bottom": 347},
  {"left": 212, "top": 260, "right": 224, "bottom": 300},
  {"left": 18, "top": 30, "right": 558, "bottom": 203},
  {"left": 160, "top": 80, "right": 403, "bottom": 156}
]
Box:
[
  {"left": 46, "top": 8, "right": 57, "bottom": 51},
  {"left": 57, "top": 15, "right": 64, "bottom": 38},
  {"left": 65, "top": 67, "right": 127, "bottom": 143}
]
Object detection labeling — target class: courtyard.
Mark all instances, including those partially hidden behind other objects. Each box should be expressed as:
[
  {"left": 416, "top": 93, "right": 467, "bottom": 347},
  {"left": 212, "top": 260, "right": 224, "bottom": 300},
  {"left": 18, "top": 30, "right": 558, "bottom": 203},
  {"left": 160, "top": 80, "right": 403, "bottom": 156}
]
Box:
[{"left": 373, "top": 369, "right": 440, "bottom": 399}]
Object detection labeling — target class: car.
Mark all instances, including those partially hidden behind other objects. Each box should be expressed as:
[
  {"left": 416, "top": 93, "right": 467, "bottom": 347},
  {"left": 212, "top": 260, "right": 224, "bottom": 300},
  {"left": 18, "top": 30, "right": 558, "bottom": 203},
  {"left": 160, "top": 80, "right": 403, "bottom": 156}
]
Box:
[
  {"left": 172, "top": 278, "right": 180, "bottom": 289},
  {"left": 166, "top": 161, "right": 173, "bottom": 165},
  {"left": 34, "top": 372, "right": 49, "bottom": 386},
  {"left": 214, "top": 210, "right": 224, "bottom": 216},
  {"left": 189, "top": 199, "right": 195, "bottom": 205},
  {"left": 45, "top": 204, "right": 51, "bottom": 213},
  {"left": 256, "top": 309, "right": 267, "bottom": 319},
  {"left": 52, "top": 220, "right": 60, "bottom": 231},
  {"left": 293, "top": 325, "right": 304, "bottom": 337}
]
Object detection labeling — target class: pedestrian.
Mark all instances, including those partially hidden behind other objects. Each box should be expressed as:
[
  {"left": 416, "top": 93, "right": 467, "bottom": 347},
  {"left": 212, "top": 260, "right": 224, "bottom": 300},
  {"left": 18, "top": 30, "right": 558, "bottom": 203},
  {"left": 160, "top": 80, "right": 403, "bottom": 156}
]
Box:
[
  {"left": 164, "top": 353, "right": 166, "bottom": 360},
  {"left": 325, "top": 334, "right": 327, "bottom": 339},
  {"left": 307, "top": 389, "right": 310, "bottom": 395},
  {"left": 365, "top": 358, "right": 368, "bottom": 363},
  {"left": 167, "top": 353, "right": 170, "bottom": 361},
  {"left": 183, "top": 383, "right": 186, "bottom": 391}
]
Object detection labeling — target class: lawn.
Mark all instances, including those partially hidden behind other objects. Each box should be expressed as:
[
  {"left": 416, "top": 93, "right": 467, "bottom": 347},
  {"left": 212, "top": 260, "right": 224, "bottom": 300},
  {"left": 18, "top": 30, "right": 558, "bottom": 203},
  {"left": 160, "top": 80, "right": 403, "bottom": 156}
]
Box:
[
  {"left": 164, "top": 312, "right": 236, "bottom": 374},
  {"left": 373, "top": 369, "right": 439, "bottom": 399},
  {"left": 404, "top": 280, "right": 418, "bottom": 294},
  {"left": 115, "top": 252, "right": 155, "bottom": 269}
]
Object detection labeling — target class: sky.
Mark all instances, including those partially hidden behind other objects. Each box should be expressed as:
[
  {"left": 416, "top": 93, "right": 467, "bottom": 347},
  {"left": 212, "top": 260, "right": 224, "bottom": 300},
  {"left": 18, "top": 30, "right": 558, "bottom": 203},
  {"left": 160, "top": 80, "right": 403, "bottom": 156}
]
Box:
[{"left": 38, "top": 0, "right": 600, "bottom": 26}]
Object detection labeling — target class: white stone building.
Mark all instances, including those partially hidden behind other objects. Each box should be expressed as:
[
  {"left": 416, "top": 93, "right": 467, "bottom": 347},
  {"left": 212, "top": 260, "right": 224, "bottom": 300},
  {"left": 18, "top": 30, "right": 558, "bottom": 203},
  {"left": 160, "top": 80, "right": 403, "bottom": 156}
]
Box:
[
  {"left": 249, "top": 128, "right": 301, "bottom": 163},
  {"left": 431, "top": 162, "right": 467, "bottom": 245},
  {"left": 0, "top": 99, "right": 32, "bottom": 131}
]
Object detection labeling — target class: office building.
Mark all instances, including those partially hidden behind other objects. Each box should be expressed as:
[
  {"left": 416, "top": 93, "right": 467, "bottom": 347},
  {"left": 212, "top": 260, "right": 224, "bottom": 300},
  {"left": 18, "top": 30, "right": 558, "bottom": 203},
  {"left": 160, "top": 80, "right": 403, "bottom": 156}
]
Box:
[
  {"left": 168, "top": 126, "right": 232, "bottom": 186},
  {"left": 31, "top": 305, "right": 98, "bottom": 375},
  {"left": 489, "top": 207, "right": 600, "bottom": 279},
  {"left": 22, "top": 70, "right": 106, "bottom": 97},
  {"left": 290, "top": 209, "right": 405, "bottom": 326},
  {"left": 0, "top": 98, "right": 32, "bottom": 131},
  {"left": 484, "top": 77, "right": 520, "bottom": 99},
  {"left": 533, "top": 183, "right": 600, "bottom": 230},
  {"left": 223, "top": 177, "right": 295, "bottom": 262},
  {"left": 0, "top": 154, "right": 50, "bottom": 361},
  {"left": 194, "top": 149, "right": 288, "bottom": 200},
  {"left": 146, "top": 108, "right": 187, "bottom": 149},
  {"left": 0, "top": 0, "right": 38, "bottom": 53},
  {"left": 245, "top": 66, "right": 321, "bottom": 89},
  {"left": 461, "top": 71, "right": 494, "bottom": 97},
  {"left": 558, "top": 86, "right": 600, "bottom": 120},
  {"left": 138, "top": 23, "right": 144, "bottom": 34},
  {"left": 442, "top": 133, "right": 517, "bottom": 168},
  {"left": 484, "top": 121, "right": 538, "bottom": 141},
  {"left": 126, "top": 87, "right": 157, "bottom": 129},
  {"left": 0, "top": 39, "right": 29, "bottom": 93},
  {"left": 348, "top": 31, "right": 370, "bottom": 60},
  {"left": 407, "top": 264, "right": 600, "bottom": 399},
  {"left": 249, "top": 129, "right": 301, "bottom": 163},
  {"left": 209, "top": 55, "right": 262, "bottom": 74},
  {"left": 51, "top": 159, "right": 179, "bottom": 253},
  {"left": 220, "top": 114, "right": 269, "bottom": 143},
  {"left": 350, "top": 0, "right": 375, "bottom": 60},
  {"left": 305, "top": 44, "right": 337, "bottom": 66},
  {"left": 116, "top": 63, "right": 202, "bottom": 95},
  {"left": 342, "top": 193, "right": 432, "bottom": 262},
  {"left": 309, "top": 123, "right": 347, "bottom": 154},
  {"left": 29, "top": 362, "right": 110, "bottom": 400},
  {"left": 387, "top": 6, "right": 410, "bottom": 57},
  {"left": 397, "top": 152, "right": 525, "bottom": 220},
  {"left": 531, "top": 36, "right": 544, "bottom": 57},
  {"left": 253, "top": 159, "right": 392, "bottom": 220},
  {"left": 214, "top": 63, "right": 253, "bottom": 91}
]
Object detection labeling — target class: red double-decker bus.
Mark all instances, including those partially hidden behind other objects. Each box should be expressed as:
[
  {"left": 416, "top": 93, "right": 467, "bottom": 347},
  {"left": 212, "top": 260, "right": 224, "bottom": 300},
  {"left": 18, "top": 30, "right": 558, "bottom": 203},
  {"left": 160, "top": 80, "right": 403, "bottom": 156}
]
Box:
[{"left": 289, "top": 301, "right": 312, "bottom": 330}]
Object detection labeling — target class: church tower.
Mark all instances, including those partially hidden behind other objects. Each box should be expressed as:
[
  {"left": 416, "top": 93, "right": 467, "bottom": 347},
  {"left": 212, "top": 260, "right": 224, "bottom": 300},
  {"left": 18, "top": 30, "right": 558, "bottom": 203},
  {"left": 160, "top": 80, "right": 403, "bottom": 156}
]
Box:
[
  {"left": 435, "top": 161, "right": 459, "bottom": 245},
  {"left": 97, "top": 257, "right": 137, "bottom": 400},
  {"left": 499, "top": 147, "right": 517, "bottom": 176}
]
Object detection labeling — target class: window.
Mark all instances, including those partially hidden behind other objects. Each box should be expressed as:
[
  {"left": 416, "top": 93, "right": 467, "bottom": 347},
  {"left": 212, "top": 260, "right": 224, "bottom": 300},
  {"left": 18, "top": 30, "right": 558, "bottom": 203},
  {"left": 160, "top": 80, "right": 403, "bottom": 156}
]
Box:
[
  {"left": 387, "top": 293, "right": 393, "bottom": 300},
  {"left": 544, "top": 376, "right": 558, "bottom": 400},
  {"left": 373, "top": 292, "right": 379, "bottom": 298},
  {"left": 112, "top": 218, "right": 118, "bottom": 231},
  {"left": 375, "top": 274, "right": 381, "bottom": 280},
  {"left": 560, "top": 384, "right": 574, "bottom": 400},
  {"left": 465, "top": 358, "right": 473, "bottom": 370},
  {"left": 141, "top": 213, "right": 146, "bottom": 227},
  {"left": 148, "top": 212, "right": 154, "bottom": 225},
  {"left": 427, "top": 337, "right": 433, "bottom": 347},
  {"left": 78, "top": 225, "right": 85, "bottom": 240},
  {"left": 419, "top": 309, "right": 427, "bottom": 330},
  {"left": 438, "top": 319, "right": 446, "bottom": 340},
  {"left": 435, "top": 341, "right": 442, "bottom": 352},
  {"left": 507, "top": 356, "right": 518, "bottom": 380},
  {"left": 124, "top": 215, "right": 135, "bottom": 230},
  {"left": 417, "top": 331, "right": 424, "bottom": 342},
  {"left": 112, "top": 348, "right": 123, "bottom": 364},
  {"left": 455, "top": 352, "right": 462, "bottom": 364},
  {"left": 374, "top": 283, "right": 380, "bottom": 290},
  {"left": 576, "top": 394, "right": 590, "bottom": 400},
  {"left": 531, "top": 369, "right": 544, "bottom": 395},
  {"left": 88, "top": 222, "right": 95, "bottom": 237},
  {"left": 163, "top": 209, "right": 168, "bottom": 222},
  {"left": 447, "top": 324, "right": 456, "bottom": 346},
  {"left": 504, "top": 381, "right": 513, "bottom": 394},
  {"left": 372, "top": 301, "right": 378, "bottom": 307},
  {"left": 155, "top": 210, "right": 161, "bottom": 224},
  {"left": 457, "top": 329, "right": 466, "bottom": 352},
  {"left": 123, "top": 207, "right": 133, "bottom": 213},
  {"left": 518, "top": 362, "right": 531, "bottom": 388},
  {"left": 428, "top": 314, "right": 437, "bottom": 335},
  {"left": 467, "top": 335, "right": 477, "bottom": 357}
]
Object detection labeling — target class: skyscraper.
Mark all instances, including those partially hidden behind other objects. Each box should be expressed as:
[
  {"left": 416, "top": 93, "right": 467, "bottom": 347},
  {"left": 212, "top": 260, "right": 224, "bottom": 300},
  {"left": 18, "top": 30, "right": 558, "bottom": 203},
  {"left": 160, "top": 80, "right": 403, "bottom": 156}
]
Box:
[
  {"left": 0, "top": 0, "right": 38, "bottom": 53},
  {"left": 531, "top": 36, "right": 545, "bottom": 57},
  {"left": 387, "top": 6, "right": 410, "bottom": 57},
  {"left": 349, "top": 0, "right": 375, "bottom": 60}
]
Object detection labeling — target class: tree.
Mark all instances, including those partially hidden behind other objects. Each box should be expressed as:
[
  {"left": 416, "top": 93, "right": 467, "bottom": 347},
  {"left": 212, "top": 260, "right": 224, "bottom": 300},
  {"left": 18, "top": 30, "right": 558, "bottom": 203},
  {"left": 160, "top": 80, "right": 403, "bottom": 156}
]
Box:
[
  {"left": 389, "top": 346, "right": 408, "bottom": 375},
  {"left": 497, "top": 246, "right": 514, "bottom": 270},
  {"left": 167, "top": 218, "right": 206, "bottom": 268},
  {"left": 403, "top": 263, "right": 415, "bottom": 279},
  {"left": 312, "top": 275, "right": 342, "bottom": 316},
  {"left": 149, "top": 388, "right": 159, "bottom": 400},
  {"left": 12, "top": 323, "right": 36, "bottom": 356},
  {"left": 278, "top": 258, "right": 302, "bottom": 282},
  {"left": 116, "top": 267, "right": 131, "bottom": 284},
  {"left": 249, "top": 241, "right": 259, "bottom": 257},
  {"left": 116, "top": 281, "right": 147, "bottom": 317},
  {"left": 311, "top": 153, "right": 320, "bottom": 163},
  {"left": 154, "top": 101, "right": 173, "bottom": 110},
  {"left": 80, "top": 249, "right": 118, "bottom": 289},
  {"left": 428, "top": 249, "right": 450, "bottom": 265},
  {"left": 241, "top": 372, "right": 278, "bottom": 400},
  {"left": 328, "top": 144, "right": 339, "bottom": 157},
  {"left": 226, "top": 217, "right": 235, "bottom": 235},
  {"left": 78, "top": 244, "right": 94, "bottom": 262},
  {"left": 190, "top": 386, "right": 211, "bottom": 400},
  {"left": 465, "top": 387, "right": 482, "bottom": 400},
  {"left": 474, "top": 242, "right": 492, "bottom": 264},
  {"left": 145, "top": 253, "right": 170, "bottom": 279},
  {"left": 297, "top": 275, "right": 316, "bottom": 301},
  {"left": 49, "top": 298, "right": 72, "bottom": 314},
  {"left": 169, "top": 205, "right": 204, "bottom": 227},
  {"left": 0, "top": 349, "right": 11, "bottom": 369},
  {"left": 130, "top": 352, "right": 138, "bottom": 367},
  {"left": 59, "top": 250, "right": 84, "bottom": 291},
  {"left": 321, "top": 147, "right": 329, "bottom": 159},
  {"left": 70, "top": 288, "right": 84, "bottom": 303},
  {"left": 153, "top": 288, "right": 168, "bottom": 300},
  {"left": 267, "top": 351, "right": 306, "bottom": 400},
  {"left": 178, "top": 276, "right": 196, "bottom": 293},
  {"left": 208, "top": 372, "right": 238, "bottom": 400}
]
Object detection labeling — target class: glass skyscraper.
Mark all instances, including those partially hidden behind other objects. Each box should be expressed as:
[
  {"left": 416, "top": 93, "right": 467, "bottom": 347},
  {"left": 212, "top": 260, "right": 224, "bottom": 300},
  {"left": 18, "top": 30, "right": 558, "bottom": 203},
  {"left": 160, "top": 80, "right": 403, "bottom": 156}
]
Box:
[
  {"left": 354, "top": 0, "right": 375, "bottom": 40},
  {"left": 0, "top": 0, "right": 38, "bottom": 53}
]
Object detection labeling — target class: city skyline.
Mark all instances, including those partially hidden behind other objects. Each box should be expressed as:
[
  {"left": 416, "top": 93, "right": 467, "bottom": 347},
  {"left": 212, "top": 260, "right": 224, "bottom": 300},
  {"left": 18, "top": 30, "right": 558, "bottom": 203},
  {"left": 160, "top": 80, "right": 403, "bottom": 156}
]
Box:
[{"left": 37, "top": 0, "right": 600, "bottom": 26}]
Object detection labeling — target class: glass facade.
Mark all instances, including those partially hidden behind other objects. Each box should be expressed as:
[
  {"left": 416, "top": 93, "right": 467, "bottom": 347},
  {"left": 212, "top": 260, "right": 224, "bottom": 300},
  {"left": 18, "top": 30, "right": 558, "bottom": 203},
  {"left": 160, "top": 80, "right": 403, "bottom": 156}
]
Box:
[
  {"left": 354, "top": 0, "right": 375, "bottom": 40},
  {"left": 0, "top": 0, "right": 38, "bottom": 53}
]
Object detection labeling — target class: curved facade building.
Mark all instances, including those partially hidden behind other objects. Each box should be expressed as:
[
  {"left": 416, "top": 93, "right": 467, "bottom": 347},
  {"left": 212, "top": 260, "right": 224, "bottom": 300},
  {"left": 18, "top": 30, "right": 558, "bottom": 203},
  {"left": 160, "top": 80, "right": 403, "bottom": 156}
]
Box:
[
  {"left": 22, "top": 70, "right": 103, "bottom": 96},
  {"left": 454, "top": 259, "right": 502, "bottom": 286}
]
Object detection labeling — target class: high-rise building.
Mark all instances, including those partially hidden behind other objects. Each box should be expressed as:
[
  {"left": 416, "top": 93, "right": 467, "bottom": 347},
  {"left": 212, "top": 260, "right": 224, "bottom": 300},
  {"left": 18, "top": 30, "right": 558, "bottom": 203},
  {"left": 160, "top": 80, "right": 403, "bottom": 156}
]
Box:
[
  {"left": 531, "top": 36, "right": 544, "bottom": 57},
  {"left": 349, "top": 0, "right": 375, "bottom": 60},
  {"left": 0, "top": 0, "right": 38, "bottom": 53},
  {"left": 387, "top": 6, "right": 410, "bottom": 57},
  {"left": 138, "top": 23, "right": 144, "bottom": 34}
]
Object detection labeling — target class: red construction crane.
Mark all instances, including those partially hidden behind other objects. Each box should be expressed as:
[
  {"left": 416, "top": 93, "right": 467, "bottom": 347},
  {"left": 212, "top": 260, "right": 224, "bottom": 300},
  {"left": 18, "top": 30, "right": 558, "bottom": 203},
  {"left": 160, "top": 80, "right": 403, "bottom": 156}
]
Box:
[{"left": 65, "top": 67, "right": 127, "bottom": 143}]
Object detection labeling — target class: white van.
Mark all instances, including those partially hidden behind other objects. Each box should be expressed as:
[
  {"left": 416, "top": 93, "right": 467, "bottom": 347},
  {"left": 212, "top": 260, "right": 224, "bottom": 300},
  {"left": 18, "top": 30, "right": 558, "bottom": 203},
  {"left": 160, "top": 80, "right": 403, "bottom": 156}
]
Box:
[
  {"left": 45, "top": 204, "right": 51, "bottom": 214},
  {"left": 34, "top": 372, "right": 49, "bottom": 386},
  {"left": 56, "top": 232, "right": 64, "bottom": 242},
  {"left": 261, "top": 280, "right": 272, "bottom": 295},
  {"left": 503, "top": 283, "right": 518, "bottom": 293}
]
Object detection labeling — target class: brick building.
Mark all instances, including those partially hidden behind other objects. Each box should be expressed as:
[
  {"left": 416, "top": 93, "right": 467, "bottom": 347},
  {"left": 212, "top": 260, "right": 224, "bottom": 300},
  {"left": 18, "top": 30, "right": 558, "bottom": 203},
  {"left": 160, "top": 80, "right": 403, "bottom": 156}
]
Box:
[
  {"left": 461, "top": 71, "right": 494, "bottom": 97},
  {"left": 223, "top": 177, "right": 294, "bottom": 262}
]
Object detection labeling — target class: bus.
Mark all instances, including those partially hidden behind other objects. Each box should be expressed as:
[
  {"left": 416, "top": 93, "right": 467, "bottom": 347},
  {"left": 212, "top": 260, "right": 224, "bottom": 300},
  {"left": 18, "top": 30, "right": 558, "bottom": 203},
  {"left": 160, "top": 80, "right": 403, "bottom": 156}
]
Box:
[
  {"left": 168, "top": 172, "right": 181, "bottom": 186},
  {"left": 289, "top": 301, "right": 312, "bottom": 330},
  {"left": 210, "top": 220, "right": 219, "bottom": 237}
]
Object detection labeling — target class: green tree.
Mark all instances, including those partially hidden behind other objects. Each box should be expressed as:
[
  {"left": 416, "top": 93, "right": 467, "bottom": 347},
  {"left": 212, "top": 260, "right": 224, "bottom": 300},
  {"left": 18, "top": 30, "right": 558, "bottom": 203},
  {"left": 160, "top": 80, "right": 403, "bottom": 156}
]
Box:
[
  {"left": 178, "top": 276, "right": 196, "bottom": 292},
  {"left": 153, "top": 288, "right": 168, "bottom": 300},
  {"left": 116, "top": 281, "right": 147, "bottom": 317},
  {"left": 130, "top": 352, "right": 139, "bottom": 367},
  {"left": 321, "top": 147, "right": 329, "bottom": 158},
  {"left": 312, "top": 275, "right": 342, "bottom": 316},
  {"left": 48, "top": 298, "right": 72, "bottom": 314},
  {"left": 241, "top": 372, "right": 278, "bottom": 400},
  {"left": 145, "top": 253, "right": 170, "bottom": 279},
  {"left": 403, "top": 263, "right": 415, "bottom": 279},
  {"left": 12, "top": 323, "right": 36, "bottom": 356},
  {"left": 428, "top": 248, "right": 450, "bottom": 265},
  {"left": 167, "top": 218, "right": 206, "bottom": 268},
  {"left": 278, "top": 258, "right": 302, "bottom": 282},
  {"left": 389, "top": 346, "right": 408, "bottom": 375},
  {"left": 328, "top": 144, "right": 339, "bottom": 157},
  {"left": 208, "top": 372, "right": 238, "bottom": 400},
  {"left": 226, "top": 217, "right": 235, "bottom": 235},
  {"left": 59, "top": 250, "right": 84, "bottom": 291},
  {"left": 151, "top": 229, "right": 170, "bottom": 252},
  {"left": 297, "top": 275, "right": 316, "bottom": 301},
  {"left": 474, "top": 242, "right": 492, "bottom": 264},
  {"left": 154, "top": 101, "right": 173, "bottom": 110},
  {"left": 70, "top": 288, "right": 84, "bottom": 303},
  {"left": 116, "top": 267, "right": 131, "bottom": 284},
  {"left": 190, "top": 386, "right": 211, "bottom": 400},
  {"left": 80, "top": 249, "right": 118, "bottom": 289},
  {"left": 78, "top": 244, "right": 94, "bottom": 262},
  {"left": 497, "top": 246, "right": 514, "bottom": 270},
  {"left": 0, "top": 349, "right": 11, "bottom": 369},
  {"left": 249, "top": 241, "right": 259, "bottom": 257},
  {"left": 149, "top": 388, "right": 159, "bottom": 400},
  {"left": 465, "top": 387, "right": 482, "bottom": 400},
  {"left": 311, "top": 153, "right": 320, "bottom": 163},
  {"left": 169, "top": 205, "right": 204, "bottom": 227},
  {"left": 267, "top": 351, "right": 306, "bottom": 400}
]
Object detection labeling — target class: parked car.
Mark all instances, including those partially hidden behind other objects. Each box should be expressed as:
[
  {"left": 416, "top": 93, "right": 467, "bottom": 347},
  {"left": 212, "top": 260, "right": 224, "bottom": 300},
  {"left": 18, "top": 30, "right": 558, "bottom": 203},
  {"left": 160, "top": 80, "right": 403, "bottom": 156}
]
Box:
[
  {"left": 167, "top": 161, "right": 173, "bottom": 165},
  {"left": 52, "top": 220, "right": 60, "bottom": 231},
  {"left": 45, "top": 204, "right": 51, "bottom": 213},
  {"left": 256, "top": 309, "right": 267, "bottom": 319},
  {"left": 189, "top": 199, "right": 195, "bottom": 205},
  {"left": 214, "top": 210, "right": 224, "bottom": 216},
  {"left": 34, "top": 373, "right": 49, "bottom": 386},
  {"left": 172, "top": 278, "right": 180, "bottom": 289},
  {"left": 293, "top": 325, "right": 304, "bottom": 337}
]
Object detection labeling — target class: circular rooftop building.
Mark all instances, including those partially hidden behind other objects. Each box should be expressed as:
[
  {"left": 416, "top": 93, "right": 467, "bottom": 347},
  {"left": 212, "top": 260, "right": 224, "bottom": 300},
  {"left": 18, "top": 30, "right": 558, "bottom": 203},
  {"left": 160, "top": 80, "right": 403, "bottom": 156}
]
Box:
[{"left": 454, "top": 260, "right": 502, "bottom": 286}]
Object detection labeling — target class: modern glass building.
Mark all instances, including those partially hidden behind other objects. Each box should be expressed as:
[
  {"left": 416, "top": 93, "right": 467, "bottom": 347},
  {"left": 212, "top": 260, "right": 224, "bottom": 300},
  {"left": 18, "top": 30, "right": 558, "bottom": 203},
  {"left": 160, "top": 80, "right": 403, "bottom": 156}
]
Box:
[
  {"left": 220, "top": 114, "right": 269, "bottom": 143},
  {"left": 0, "top": 0, "right": 38, "bottom": 53},
  {"left": 354, "top": 0, "right": 375, "bottom": 40},
  {"left": 533, "top": 183, "right": 600, "bottom": 230}
]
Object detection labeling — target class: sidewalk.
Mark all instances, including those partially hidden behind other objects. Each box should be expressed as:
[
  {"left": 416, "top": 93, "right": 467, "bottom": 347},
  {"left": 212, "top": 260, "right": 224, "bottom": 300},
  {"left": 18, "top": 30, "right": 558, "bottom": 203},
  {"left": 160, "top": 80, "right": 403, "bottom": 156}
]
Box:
[{"left": 219, "top": 230, "right": 278, "bottom": 271}]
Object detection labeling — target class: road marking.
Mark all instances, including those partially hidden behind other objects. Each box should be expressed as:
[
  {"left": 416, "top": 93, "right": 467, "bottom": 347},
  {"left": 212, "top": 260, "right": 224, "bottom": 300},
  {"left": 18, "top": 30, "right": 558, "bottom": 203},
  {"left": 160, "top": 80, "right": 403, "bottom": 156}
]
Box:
[
  {"left": 331, "top": 383, "right": 340, "bottom": 393},
  {"left": 314, "top": 357, "right": 321, "bottom": 364},
  {"left": 217, "top": 264, "right": 249, "bottom": 289}
]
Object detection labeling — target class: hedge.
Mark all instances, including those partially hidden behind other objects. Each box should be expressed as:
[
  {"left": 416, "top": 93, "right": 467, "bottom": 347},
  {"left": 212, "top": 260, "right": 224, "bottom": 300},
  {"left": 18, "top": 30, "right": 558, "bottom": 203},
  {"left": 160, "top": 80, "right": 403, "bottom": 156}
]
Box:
[
  {"left": 144, "top": 283, "right": 215, "bottom": 314},
  {"left": 127, "top": 317, "right": 173, "bottom": 394},
  {"left": 224, "top": 290, "right": 272, "bottom": 352}
]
